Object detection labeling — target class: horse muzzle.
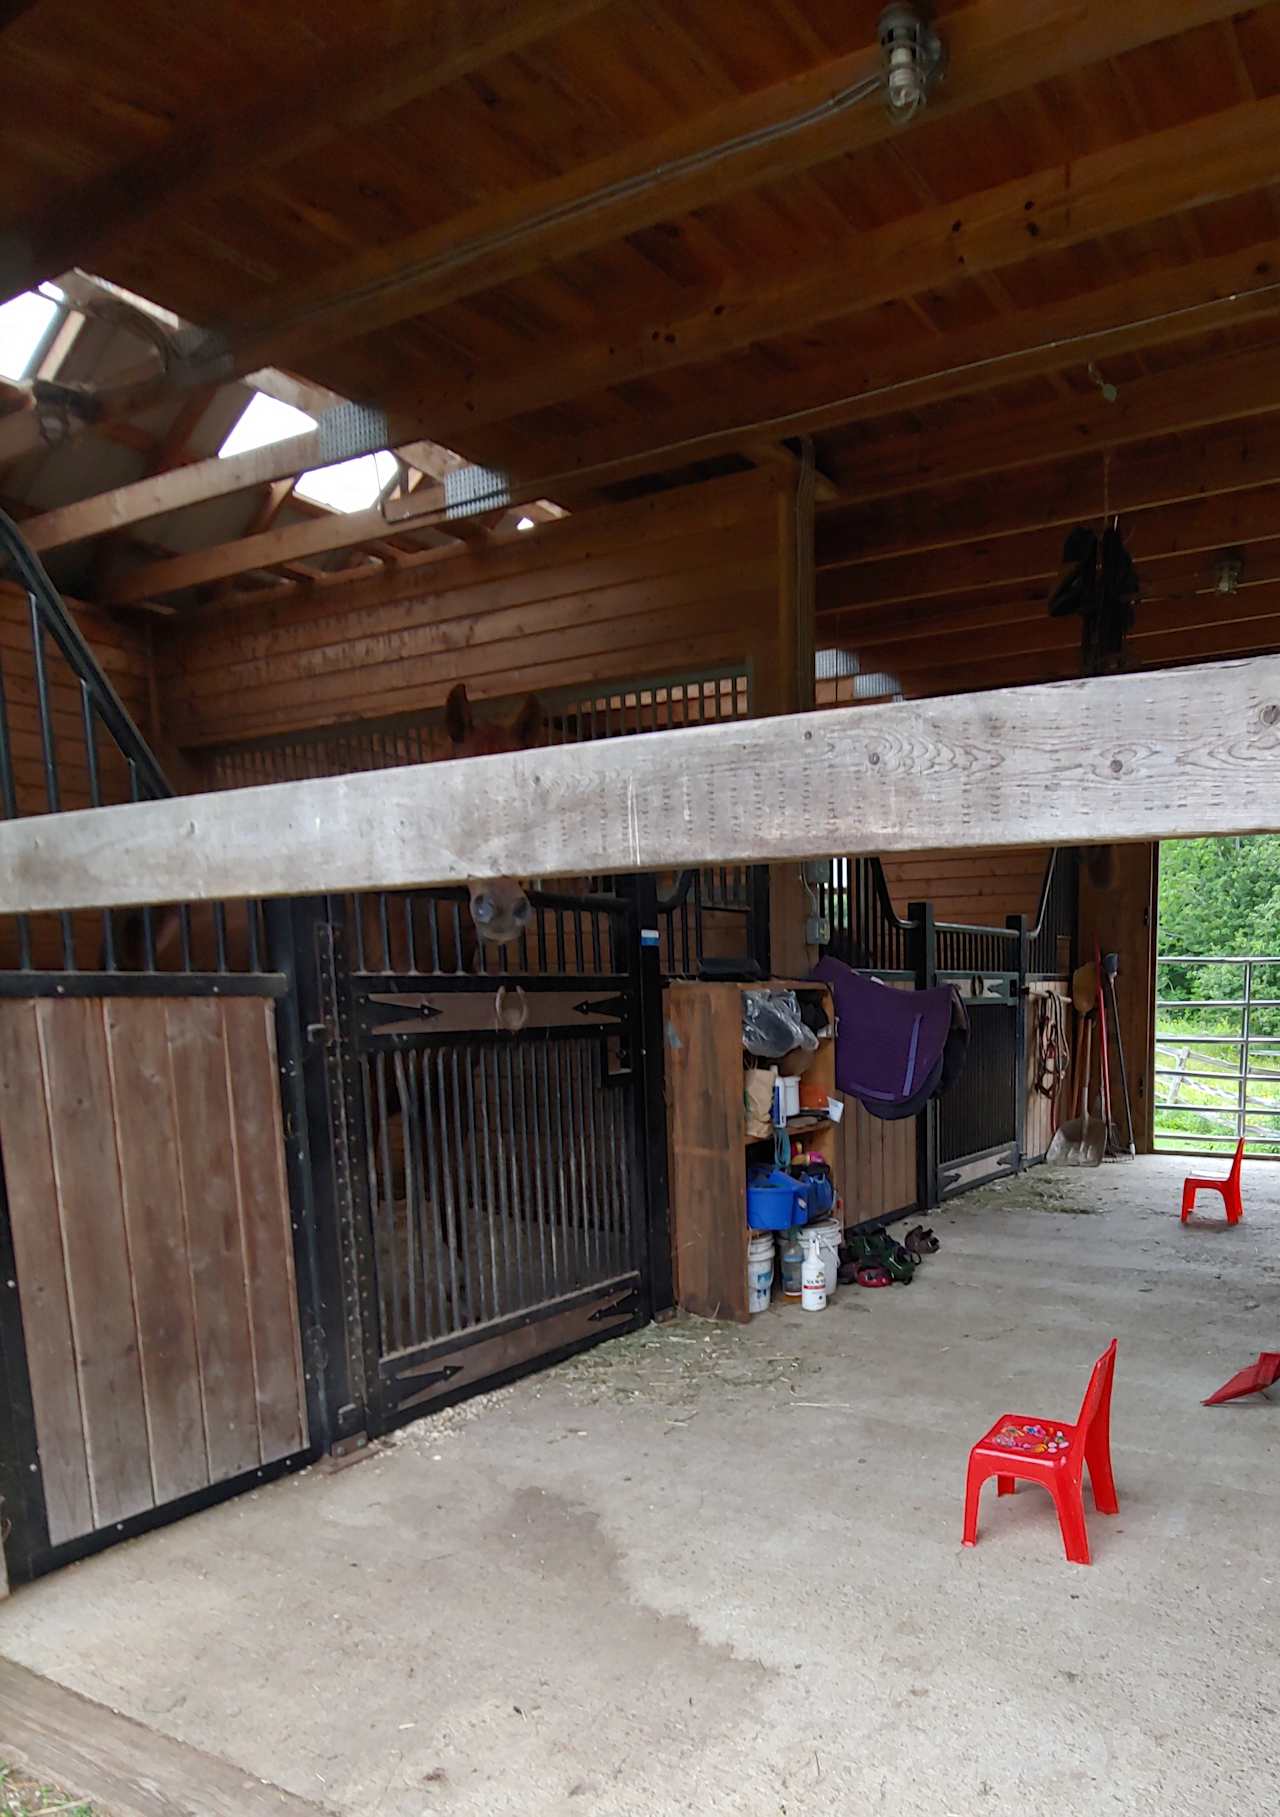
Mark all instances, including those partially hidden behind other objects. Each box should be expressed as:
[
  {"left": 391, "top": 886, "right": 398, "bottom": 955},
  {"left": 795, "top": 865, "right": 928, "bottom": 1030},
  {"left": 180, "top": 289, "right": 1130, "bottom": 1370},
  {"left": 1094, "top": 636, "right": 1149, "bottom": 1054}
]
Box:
[{"left": 469, "top": 880, "right": 534, "bottom": 945}]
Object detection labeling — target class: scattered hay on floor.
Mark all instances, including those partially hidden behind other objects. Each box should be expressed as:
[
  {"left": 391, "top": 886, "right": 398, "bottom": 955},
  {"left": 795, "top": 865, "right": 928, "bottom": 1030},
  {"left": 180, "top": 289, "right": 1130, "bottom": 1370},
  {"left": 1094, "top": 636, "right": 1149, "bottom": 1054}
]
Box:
[
  {"left": 384, "top": 1381, "right": 519, "bottom": 1451},
  {"left": 0, "top": 1762, "right": 93, "bottom": 1816},
  {"left": 552, "top": 1314, "right": 818, "bottom": 1410},
  {"left": 957, "top": 1167, "right": 1123, "bottom": 1216}
]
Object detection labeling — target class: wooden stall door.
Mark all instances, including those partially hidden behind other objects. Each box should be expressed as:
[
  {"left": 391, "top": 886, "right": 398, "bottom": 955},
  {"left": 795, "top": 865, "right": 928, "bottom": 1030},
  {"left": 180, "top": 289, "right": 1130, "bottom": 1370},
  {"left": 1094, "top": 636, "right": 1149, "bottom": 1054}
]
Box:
[{"left": 0, "top": 996, "right": 307, "bottom": 1551}]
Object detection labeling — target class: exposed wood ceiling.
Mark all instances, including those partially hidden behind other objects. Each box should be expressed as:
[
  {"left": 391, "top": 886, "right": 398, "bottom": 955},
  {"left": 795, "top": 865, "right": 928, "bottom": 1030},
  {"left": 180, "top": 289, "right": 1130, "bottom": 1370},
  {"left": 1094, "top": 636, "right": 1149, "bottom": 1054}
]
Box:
[{"left": 2, "top": 0, "right": 1280, "bottom": 695}]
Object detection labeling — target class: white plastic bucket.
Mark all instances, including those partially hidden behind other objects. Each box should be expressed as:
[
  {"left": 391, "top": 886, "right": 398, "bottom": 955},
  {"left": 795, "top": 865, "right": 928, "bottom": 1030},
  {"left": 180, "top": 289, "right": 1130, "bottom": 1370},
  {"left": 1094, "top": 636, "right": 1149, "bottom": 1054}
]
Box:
[
  {"left": 806, "top": 1217, "right": 842, "bottom": 1298},
  {"left": 800, "top": 1232, "right": 828, "bottom": 1310},
  {"left": 747, "top": 1234, "right": 775, "bottom": 1314}
]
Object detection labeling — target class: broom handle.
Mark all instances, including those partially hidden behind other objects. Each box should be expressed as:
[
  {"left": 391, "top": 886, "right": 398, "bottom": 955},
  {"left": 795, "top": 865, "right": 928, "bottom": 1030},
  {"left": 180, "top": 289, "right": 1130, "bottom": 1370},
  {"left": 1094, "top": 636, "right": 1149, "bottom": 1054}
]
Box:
[
  {"left": 1078, "top": 1018, "right": 1092, "bottom": 1119},
  {"left": 1095, "top": 950, "right": 1113, "bottom": 1124}
]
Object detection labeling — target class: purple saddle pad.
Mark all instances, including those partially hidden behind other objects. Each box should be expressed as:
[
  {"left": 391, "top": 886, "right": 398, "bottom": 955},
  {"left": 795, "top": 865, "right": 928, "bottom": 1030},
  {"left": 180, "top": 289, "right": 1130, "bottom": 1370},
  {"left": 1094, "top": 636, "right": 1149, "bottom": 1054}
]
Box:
[{"left": 812, "top": 957, "right": 958, "bottom": 1111}]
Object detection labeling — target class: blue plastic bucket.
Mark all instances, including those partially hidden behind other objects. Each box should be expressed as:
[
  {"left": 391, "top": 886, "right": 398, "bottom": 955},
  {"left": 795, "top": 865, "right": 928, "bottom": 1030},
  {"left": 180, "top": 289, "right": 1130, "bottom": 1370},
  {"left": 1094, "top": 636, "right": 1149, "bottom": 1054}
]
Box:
[{"left": 747, "top": 1169, "right": 810, "bottom": 1230}]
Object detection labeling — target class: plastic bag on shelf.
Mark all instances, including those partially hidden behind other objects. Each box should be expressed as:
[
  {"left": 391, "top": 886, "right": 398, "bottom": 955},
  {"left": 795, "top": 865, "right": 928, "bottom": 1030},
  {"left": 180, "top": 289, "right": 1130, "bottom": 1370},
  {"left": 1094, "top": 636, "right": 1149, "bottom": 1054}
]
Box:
[{"left": 742, "top": 989, "right": 818, "bottom": 1060}]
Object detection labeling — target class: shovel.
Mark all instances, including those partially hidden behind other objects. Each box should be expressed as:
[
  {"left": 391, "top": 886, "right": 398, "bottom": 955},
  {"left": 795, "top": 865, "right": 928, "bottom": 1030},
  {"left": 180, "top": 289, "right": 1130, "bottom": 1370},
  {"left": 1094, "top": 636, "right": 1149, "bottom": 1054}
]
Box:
[
  {"left": 1071, "top": 958, "right": 1098, "bottom": 1016},
  {"left": 1047, "top": 1015, "right": 1106, "bottom": 1168}
]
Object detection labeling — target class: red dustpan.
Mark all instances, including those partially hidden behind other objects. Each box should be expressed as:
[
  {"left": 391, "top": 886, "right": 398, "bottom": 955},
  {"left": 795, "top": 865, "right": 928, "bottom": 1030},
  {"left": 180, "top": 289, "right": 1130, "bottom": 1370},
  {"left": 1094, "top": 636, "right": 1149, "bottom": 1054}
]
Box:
[{"left": 1203, "top": 1352, "right": 1280, "bottom": 1406}]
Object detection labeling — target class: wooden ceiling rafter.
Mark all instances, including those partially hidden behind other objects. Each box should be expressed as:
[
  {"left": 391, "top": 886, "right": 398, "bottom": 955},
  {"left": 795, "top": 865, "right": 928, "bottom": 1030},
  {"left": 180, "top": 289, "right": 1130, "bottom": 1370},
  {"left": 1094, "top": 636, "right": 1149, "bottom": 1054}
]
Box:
[
  {"left": 172, "top": 0, "right": 1256, "bottom": 381},
  {"left": 415, "top": 88, "right": 1280, "bottom": 457},
  {"left": 823, "top": 339, "right": 1280, "bottom": 505},
  {"left": 0, "top": 0, "right": 612, "bottom": 306},
  {"left": 484, "top": 233, "right": 1280, "bottom": 498},
  {"left": 0, "top": 3, "right": 1263, "bottom": 517},
  {"left": 101, "top": 309, "right": 1280, "bottom": 609}
]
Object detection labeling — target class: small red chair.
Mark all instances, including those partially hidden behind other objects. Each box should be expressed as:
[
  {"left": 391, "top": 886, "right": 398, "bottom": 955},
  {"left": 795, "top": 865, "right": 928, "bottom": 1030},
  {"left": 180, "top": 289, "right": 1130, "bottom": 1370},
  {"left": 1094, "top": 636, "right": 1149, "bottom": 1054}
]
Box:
[
  {"left": 962, "top": 1339, "right": 1118, "bottom": 1566},
  {"left": 1181, "top": 1138, "right": 1245, "bottom": 1225}
]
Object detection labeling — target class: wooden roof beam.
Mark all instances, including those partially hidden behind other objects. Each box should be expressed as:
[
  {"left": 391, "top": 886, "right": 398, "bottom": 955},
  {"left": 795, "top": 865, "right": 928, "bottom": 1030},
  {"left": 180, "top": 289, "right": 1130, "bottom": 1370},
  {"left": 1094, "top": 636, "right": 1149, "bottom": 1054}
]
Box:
[
  {"left": 498, "top": 234, "right": 1280, "bottom": 497},
  {"left": 0, "top": 0, "right": 610, "bottom": 305},
  {"left": 18, "top": 43, "right": 1279, "bottom": 546},
  {"left": 16, "top": 407, "right": 406, "bottom": 552},
  {"left": 212, "top": 0, "right": 1255, "bottom": 375},
  {"left": 105, "top": 497, "right": 442, "bottom": 605},
  {"left": 402, "top": 88, "right": 1280, "bottom": 455},
  {"left": 106, "top": 340, "right": 1280, "bottom": 611}
]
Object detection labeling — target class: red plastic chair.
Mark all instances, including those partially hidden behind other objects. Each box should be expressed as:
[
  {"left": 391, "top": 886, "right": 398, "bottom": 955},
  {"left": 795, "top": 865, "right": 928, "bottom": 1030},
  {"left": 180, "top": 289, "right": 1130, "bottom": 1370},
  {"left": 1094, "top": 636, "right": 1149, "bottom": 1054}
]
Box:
[
  {"left": 962, "top": 1339, "right": 1118, "bottom": 1566},
  {"left": 1181, "top": 1138, "right": 1245, "bottom": 1225}
]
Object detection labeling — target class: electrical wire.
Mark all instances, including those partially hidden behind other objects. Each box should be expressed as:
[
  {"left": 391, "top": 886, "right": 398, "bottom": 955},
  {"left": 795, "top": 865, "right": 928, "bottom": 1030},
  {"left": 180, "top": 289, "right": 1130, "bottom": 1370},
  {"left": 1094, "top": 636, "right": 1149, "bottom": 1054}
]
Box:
[
  {"left": 261, "top": 70, "right": 884, "bottom": 342},
  {"left": 388, "top": 274, "right": 1280, "bottom": 526}
]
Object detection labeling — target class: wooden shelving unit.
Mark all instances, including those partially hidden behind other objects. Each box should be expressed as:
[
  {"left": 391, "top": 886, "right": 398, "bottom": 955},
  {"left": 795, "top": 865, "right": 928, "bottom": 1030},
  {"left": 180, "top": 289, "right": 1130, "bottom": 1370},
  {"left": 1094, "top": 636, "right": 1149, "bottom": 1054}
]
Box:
[{"left": 665, "top": 979, "right": 836, "bottom": 1323}]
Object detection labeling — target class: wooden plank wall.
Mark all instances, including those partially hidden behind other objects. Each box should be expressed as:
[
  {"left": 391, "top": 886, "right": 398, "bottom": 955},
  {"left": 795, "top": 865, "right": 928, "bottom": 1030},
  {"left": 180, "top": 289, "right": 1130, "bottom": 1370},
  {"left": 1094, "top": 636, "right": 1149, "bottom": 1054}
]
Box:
[
  {"left": 0, "top": 581, "right": 151, "bottom": 817},
  {"left": 0, "top": 995, "right": 306, "bottom": 1548},
  {"left": 882, "top": 846, "right": 1053, "bottom": 927},
  {"left": 0, "top": 582, "right": 152, "bottom": 971},
  {"left": 835, "top": 1099, "right": 918, "bottom": 1221},
  {"left": 154, "top": 471, "right": 788, "bottom": 748}
]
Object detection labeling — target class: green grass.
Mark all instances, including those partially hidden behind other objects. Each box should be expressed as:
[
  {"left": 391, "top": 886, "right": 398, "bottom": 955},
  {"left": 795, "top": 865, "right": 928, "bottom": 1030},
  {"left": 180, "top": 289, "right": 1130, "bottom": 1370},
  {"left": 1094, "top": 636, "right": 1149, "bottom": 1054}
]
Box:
[
  {"left": 0, "top": 1764, "right": 93, "bottom": 1816},
  {"left": 1154, "top": 1010, "right": 1280, "bottom": 1155}
]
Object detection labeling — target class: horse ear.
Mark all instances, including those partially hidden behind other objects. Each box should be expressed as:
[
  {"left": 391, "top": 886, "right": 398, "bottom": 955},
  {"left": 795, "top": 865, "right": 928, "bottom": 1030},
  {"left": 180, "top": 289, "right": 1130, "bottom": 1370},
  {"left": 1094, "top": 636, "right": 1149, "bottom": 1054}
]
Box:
[
  {"left": 511, "top": 694, "right": 545, "bottom": 748},
  {"left": 445, "top": 683, "right": 473, "bottom": 745}
]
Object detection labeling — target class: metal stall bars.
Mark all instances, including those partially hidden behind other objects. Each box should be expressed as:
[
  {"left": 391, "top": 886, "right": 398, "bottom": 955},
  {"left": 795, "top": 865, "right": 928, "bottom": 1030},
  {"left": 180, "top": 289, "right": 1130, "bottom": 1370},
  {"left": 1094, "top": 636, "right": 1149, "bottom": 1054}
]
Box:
[
  {"left": 930, "top": 914, "right": 1023, "bottom": 1199},
  {"left": 202, "top": 666, "right": 772, "bottom": 983},
  {"left": 305, "top": 879, "right": 658, "bottom": 1437},
  {"left": 0, "top": 510, "right": 324, "bottom": 1584},
  {"left": 815, "top": 850, "right": 1077, "bottom": 1208}
]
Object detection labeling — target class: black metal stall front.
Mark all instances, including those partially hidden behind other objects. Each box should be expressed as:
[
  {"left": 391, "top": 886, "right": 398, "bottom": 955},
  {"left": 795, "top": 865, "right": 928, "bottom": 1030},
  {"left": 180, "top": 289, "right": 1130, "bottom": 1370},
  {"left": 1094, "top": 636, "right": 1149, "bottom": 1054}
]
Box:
[
  {"left": 932, "top": 920, "right": 1023, "bottom": 1197},
  {"left": 305, "top": 881, "right": 660, "bottom": 1439}
]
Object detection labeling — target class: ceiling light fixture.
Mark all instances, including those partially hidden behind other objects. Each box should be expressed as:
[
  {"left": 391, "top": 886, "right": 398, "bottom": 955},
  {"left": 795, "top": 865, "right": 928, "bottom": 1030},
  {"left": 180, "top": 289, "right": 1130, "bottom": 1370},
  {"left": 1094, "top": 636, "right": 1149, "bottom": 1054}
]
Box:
[{"left": 878, "top": 5, "right": 946, "bottom": 120}]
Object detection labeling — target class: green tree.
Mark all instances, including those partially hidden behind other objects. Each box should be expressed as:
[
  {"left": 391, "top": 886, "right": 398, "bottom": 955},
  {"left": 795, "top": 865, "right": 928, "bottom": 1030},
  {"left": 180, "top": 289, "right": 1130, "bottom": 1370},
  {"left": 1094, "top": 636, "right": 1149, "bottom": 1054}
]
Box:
[{"left": 1159, "top": 837, "right": 1280, "bottom": 1036}]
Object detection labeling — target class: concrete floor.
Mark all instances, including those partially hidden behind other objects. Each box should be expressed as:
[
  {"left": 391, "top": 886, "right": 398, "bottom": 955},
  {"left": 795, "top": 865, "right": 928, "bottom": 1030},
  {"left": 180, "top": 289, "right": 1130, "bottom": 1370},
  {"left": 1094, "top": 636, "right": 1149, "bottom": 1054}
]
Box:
[{"left": 4, "top": 1156, "right": 1280, "bottom": 1816}]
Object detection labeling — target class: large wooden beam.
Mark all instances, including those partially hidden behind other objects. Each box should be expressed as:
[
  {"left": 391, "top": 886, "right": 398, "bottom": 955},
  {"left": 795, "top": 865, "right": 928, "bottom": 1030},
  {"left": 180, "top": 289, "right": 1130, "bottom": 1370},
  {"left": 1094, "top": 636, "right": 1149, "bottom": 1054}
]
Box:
[
  {"left": 1, "top": 658, "right": 1277, "bottom": 915},
  {"left": 0, "top": 0, "right": 608, "bottom": 305},
  {"left": 18, "top": 409, "right": 411, "bottom": 554},
  {"left": 215, "top": 0, "right": 1253, "bottom": 377},
  {"left": 406, "top": 86, "right": 1280, "bottom": 451},
  {"left": 106, "top": 497, "right": 449, "bottom": 604}
]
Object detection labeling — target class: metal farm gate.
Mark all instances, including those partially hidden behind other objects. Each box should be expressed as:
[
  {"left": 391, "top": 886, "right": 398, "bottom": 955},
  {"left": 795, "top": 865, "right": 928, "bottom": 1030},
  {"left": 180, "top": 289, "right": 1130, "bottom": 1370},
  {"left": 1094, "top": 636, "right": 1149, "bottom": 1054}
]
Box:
[{"left": 300, "top": 882, "right": 663, "bottom": 1438}]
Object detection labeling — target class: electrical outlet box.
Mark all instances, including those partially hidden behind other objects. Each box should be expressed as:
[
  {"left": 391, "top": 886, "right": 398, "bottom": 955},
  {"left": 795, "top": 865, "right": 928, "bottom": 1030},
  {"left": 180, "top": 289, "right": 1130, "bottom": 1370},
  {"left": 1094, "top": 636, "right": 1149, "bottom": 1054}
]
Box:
[
  {"left": 806, "top": 914, "right": 831, "bottom": 947},
  {"left": 802, "top": 859, "right": 833, "bottom": 886}
]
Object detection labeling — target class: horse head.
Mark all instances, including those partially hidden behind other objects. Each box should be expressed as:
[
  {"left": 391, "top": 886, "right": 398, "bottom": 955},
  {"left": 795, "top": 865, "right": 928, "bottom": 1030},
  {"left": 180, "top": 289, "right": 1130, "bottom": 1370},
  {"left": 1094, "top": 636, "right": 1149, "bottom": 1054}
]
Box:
[{"left": 445, "top": 683, "right": 545, "bottom": 946}]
